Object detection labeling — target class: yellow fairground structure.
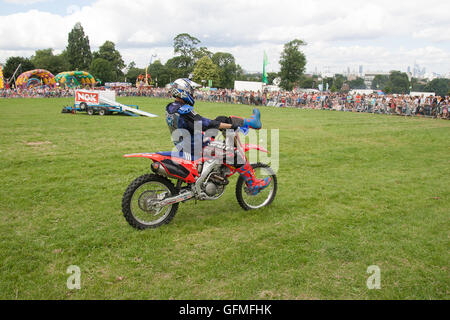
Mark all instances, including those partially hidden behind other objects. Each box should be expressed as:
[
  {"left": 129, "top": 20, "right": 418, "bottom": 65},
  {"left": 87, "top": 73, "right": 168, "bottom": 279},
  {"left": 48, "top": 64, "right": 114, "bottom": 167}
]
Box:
[{"left": 0, "top": 65, "right": 4, "bottom": 89}]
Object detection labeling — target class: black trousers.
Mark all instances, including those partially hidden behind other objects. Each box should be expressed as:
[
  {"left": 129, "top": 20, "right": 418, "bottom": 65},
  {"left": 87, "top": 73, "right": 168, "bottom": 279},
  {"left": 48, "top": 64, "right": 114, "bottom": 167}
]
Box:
[{"left": 214, "top": 116, "right": 245, "bottom": 128}]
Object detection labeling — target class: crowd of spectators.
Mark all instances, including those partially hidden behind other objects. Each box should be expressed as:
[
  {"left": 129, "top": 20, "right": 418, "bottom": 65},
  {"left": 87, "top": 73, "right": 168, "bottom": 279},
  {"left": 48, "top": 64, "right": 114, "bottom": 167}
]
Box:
[
  {"left": 191, "top": 89, "right": 449, "bottom": 119},
  {"left": 1, "top": 86, "right": 449, "bottom": 119},
  {"left": 211, "top": 90, "right": 450, "bottom": 119},
  {"left": 0, "top": 87, "right": 75, "bottom": 98}
]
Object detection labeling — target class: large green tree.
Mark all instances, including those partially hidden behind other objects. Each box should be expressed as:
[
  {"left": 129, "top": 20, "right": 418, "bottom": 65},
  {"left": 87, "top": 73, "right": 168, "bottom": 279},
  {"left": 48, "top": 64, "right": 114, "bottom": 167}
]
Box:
[
  {"left": 192, "top": 56, "right": 220, "bottom": 87},
  {"left": 349, "top": 77, "right": 366, "bottom": 89},
  {"left": 388, "top": 71, "right": 409, "bottom": 94},
  {"left": 211, "top": 52, "right": 237, "bottom": 88},
  {"left": 410, "top": 77, "right": 427, "bottom": 92},
  {"left": 173, "top": 33, "right": 199, "bottom": 72},
  {"left": 298, "top": 75, "right": 313, "bottom": 89},
  {"left": 371, "top": 75, "right": 389, "bottom": 90},
  {"left": 148, "top": 60, "right": 171, "bottom": 87},
  {"left": 424, "top": 78, "right": 450, "bottom": 97},
  {"left": 165, "top": 56, "right": 193, "bottom": 81},
  {"left": 31, "top": 48, "right": 70, "bottom": 75},
  {"left": 3, "top": 56, "right": 35, "bottom": 80},
  {"left": 66, "top": 22, "right": 92, "bottom": 71},
  {"left": 172, "top": 33, "right": 213, "bottom": 76},
  {"left": 174, "top": 33, "right": 201, "bottom": 59},
  {"left": 92, "top": 41, "right": 125, "bottom": 81},
  {"left": 193, "top": 47, "right": 213, "bottom": 62},
  {"left": 234, "top": 64, "right": 247, "bottom": 81},
  {"left": 89, "top": 58, "right": 115, "bottom": 84},
  {"left": 333, "top": 74, "right": 346, "bottom": 91},
  {"left": 279, "top": 39, "right": 307, "bottom": 90}
]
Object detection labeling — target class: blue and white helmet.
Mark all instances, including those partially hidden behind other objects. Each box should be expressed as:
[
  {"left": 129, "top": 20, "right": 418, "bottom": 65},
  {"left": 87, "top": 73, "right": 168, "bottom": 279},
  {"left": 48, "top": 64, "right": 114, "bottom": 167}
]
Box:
[{"left": 171, "top": 78, "right": 201, "bottom": 106}]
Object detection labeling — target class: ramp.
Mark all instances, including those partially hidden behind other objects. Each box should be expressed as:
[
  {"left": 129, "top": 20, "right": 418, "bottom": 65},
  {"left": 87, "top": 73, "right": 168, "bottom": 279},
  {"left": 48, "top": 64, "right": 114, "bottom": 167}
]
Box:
[{"left": 99, "top": 96, "right": 158, "bottom": 118}]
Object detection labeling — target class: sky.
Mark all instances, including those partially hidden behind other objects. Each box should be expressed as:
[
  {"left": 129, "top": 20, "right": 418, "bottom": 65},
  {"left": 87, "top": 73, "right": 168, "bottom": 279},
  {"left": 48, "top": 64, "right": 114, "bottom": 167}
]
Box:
[{"left": 1, "top": 0, "right": 449, "bottom": 75}]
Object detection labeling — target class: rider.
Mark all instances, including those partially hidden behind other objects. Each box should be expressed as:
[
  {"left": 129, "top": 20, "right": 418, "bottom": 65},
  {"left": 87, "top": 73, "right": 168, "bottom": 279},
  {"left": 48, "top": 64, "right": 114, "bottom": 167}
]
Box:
[{"left": 165, "top": 78, "right": 271, "bottom": 195}]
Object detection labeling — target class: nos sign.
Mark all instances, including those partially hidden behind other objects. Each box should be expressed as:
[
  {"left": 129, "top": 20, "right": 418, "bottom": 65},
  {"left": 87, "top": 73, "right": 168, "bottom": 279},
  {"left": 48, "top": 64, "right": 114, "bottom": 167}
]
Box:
[{"left": 76, "top": 91, "right": 99, "bottom": 104}]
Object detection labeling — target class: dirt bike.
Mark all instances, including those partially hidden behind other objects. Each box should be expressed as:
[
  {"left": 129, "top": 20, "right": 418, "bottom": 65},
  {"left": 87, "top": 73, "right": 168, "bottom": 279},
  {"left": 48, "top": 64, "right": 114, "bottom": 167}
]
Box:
[{"left": 121, "top": 128, "right": 277, "bottom": 229}]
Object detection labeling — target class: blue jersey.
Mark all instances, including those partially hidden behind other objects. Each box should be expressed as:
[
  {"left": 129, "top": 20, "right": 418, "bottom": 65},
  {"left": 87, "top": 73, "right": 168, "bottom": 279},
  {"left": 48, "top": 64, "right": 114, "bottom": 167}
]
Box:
[{"left": 165, "top": 101, "right": 220, "bottom": 157}]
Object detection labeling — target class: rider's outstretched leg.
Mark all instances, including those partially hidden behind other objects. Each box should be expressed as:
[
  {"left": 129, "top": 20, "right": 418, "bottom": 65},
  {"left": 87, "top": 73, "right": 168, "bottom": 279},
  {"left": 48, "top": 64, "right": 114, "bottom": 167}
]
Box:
[{"left": 216, "top": 108, "right": 262, "bottom": 130}]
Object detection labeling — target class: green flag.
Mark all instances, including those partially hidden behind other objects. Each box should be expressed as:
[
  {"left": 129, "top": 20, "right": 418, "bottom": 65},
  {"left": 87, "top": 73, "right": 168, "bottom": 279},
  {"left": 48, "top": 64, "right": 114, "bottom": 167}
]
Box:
[{"left": 263, "top": 51, "right": 269, "bottom": 84}]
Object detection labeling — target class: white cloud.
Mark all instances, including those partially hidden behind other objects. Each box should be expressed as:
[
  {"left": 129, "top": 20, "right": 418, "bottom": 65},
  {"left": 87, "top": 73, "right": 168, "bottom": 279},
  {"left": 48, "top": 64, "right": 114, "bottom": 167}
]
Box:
[
  {"left": 413, "top": 28, "right": 450, "bottom": 42},
  {"left": 0, "top": 0, "right": 449, "bottom": 74},
  {"left": 0, "top": 10, "right": 67, "bottom": 50}
]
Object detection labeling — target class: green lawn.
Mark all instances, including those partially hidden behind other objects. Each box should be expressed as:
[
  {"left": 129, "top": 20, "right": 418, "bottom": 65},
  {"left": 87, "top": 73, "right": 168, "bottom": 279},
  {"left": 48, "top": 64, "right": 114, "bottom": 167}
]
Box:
[{"left": 0, "top": 97, "right": 448, "bottom": 299}]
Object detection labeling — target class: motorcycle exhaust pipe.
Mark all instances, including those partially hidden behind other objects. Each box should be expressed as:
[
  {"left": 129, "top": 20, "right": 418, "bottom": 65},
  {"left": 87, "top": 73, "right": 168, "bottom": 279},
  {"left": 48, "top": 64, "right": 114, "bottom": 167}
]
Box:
[
  {"left": 151, "top": 162, "right": 167, "bottom": 177},
  {"left": 150, "top": 161, "right": 195, "bottom": 206}
]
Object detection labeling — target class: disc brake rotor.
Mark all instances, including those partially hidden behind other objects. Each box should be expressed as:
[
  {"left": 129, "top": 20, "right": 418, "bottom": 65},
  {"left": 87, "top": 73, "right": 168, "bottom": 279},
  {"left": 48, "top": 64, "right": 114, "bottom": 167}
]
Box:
[{"left": 138, "top": 190, "right": 167, "bottom": 215}]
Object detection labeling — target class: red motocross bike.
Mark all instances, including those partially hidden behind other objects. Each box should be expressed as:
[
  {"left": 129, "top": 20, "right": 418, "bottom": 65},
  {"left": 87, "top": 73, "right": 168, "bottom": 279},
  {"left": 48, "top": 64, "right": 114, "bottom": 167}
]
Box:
[{"left": 122, "top": 129, "right": 277, "bottom": 229}]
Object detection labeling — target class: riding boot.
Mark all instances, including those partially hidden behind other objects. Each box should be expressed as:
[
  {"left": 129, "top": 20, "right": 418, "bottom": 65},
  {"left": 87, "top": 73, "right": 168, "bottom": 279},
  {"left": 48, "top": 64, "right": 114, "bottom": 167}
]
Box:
[
  {"left": 230, "top": 108, "right": 262, "bottom": 130},
  {"left": 235, "top": 162, "right": 272, "bottom": 195}
]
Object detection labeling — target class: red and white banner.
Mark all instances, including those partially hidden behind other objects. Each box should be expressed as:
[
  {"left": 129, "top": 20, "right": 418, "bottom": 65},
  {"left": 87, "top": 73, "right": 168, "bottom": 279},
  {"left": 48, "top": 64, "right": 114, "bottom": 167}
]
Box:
[{"left": 75, "top": 90, "right": 99, "bottom": 104}]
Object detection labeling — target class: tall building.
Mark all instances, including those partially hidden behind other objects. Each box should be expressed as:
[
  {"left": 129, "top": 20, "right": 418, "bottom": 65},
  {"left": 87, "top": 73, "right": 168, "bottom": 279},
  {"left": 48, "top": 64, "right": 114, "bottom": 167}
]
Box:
[
  {"left": 413, "top": 63, "right": 426, "bottom": 78},
  {"left": 359, "top": 65, "right": 363, "bottom": 76}
]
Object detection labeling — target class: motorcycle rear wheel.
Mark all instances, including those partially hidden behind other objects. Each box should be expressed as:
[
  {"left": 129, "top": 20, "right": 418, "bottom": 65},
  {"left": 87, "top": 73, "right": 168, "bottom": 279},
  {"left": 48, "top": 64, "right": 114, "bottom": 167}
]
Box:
[{"left": 122, "top": 174, "right": 179, "bottom": 229}]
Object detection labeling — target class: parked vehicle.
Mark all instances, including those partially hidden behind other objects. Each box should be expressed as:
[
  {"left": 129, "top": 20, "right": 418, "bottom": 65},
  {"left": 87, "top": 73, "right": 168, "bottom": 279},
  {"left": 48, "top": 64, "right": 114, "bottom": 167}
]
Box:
[{"left": 61, "top": 89, "right": 157, "bottom": 117}]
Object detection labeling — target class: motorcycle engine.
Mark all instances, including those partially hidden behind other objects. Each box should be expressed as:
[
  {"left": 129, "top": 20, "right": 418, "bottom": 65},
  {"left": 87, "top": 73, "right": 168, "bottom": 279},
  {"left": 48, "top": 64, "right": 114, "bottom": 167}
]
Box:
[
  {"left": 203, "top": 169, "right": 229, "bottom": 198},
  {"left": 204, "top": 182, "right": 218, "bottom": 197}
]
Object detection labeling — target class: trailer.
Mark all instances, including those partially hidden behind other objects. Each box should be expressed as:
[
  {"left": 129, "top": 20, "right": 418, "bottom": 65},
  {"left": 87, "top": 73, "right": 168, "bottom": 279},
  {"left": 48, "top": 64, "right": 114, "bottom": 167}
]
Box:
[{"left": 62, "top": 89, "right": 158, "bottom": 117}]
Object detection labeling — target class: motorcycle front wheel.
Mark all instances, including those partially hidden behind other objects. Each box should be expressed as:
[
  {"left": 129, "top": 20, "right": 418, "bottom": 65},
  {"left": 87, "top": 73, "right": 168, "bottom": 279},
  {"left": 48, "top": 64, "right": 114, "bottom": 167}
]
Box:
[
  {"left": 235, "top": 163, "right": 277, "bottom": 210},
  {"left": 122, "top": 174, "right": 179, "bottom": 229}
]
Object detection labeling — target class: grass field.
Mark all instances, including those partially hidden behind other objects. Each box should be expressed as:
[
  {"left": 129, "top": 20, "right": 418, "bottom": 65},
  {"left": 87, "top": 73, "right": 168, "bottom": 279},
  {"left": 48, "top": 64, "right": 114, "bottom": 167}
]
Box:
[{"left": 0, "top": 97, "right": 448, "bottom": 300}]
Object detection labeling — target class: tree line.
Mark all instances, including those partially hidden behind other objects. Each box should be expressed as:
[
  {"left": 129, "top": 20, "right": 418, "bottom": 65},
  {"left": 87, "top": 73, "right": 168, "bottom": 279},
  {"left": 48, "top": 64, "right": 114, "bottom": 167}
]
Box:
[
  {"left": 3, "top": 23, "right": 124, "bottom": 85},
  {"left": 2, "top": 22, "right": 449, "bottom": 96},
  {"left": 2, "top": 23, "right": 309, "bottom": 90}
]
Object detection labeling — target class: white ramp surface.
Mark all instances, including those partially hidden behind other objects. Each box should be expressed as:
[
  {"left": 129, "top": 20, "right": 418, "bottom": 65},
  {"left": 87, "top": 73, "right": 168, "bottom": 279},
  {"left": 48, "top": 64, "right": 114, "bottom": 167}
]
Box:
[{"left": 100, "top": 96, "right": 158, "bottom": 118}]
